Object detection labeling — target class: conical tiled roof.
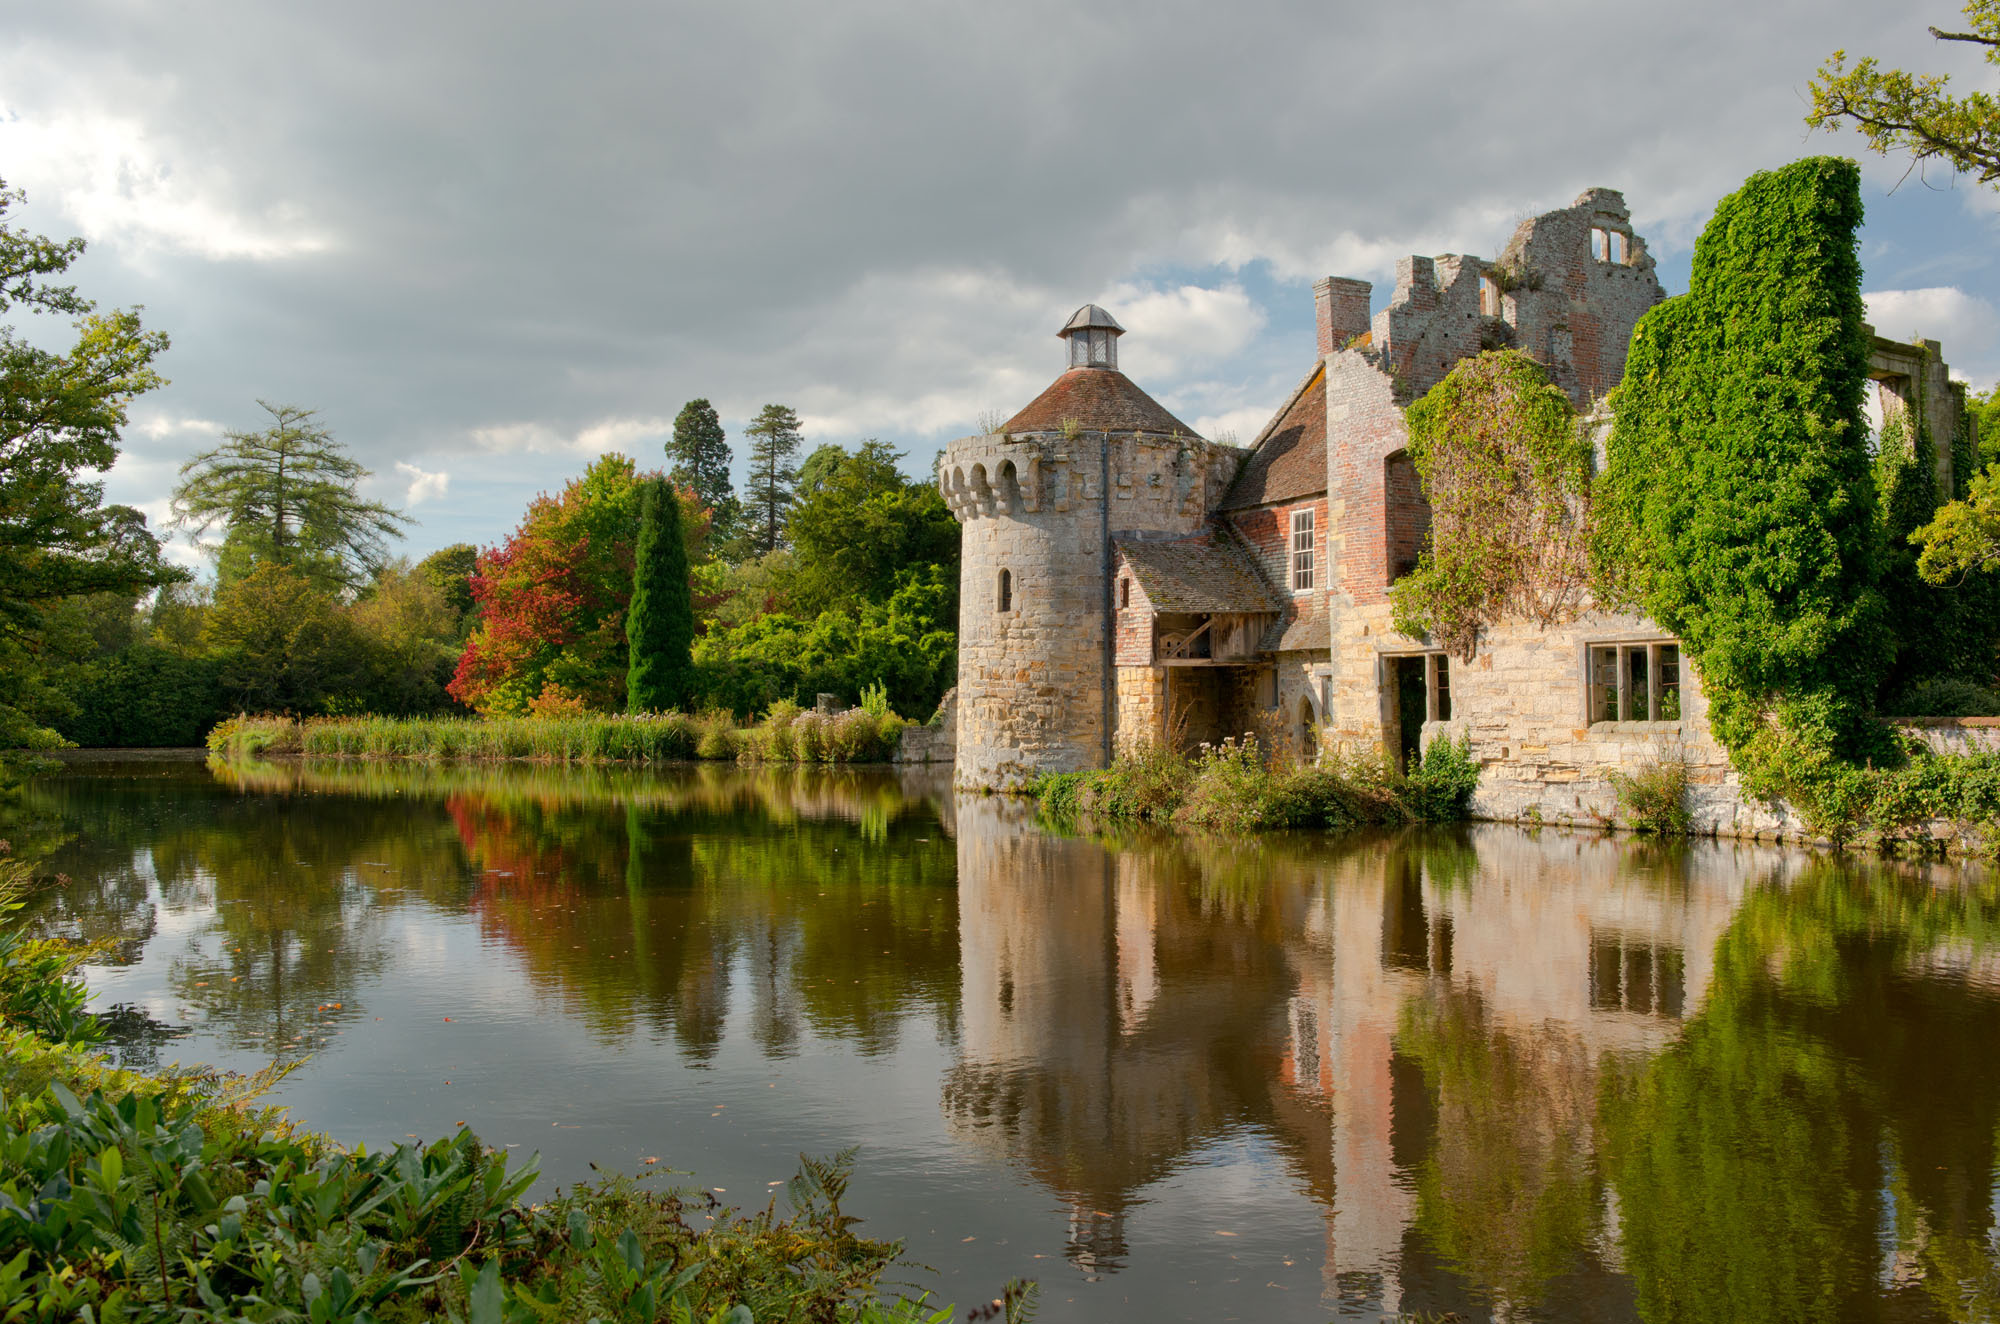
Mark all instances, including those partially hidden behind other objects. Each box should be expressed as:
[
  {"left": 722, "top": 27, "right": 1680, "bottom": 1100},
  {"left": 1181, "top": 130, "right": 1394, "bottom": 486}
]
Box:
[{"left": 1001, "top": 368, "right": 1200, "bottom": 437}]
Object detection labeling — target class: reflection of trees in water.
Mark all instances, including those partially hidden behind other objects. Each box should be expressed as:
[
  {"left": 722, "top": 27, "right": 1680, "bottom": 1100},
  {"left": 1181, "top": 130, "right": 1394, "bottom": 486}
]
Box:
[
  {"left": 449, "top": 785, "right": 961, "bottom": 1061},
  {"left": 34, "top": 758, "right": 961, "bottom": 1068},
  {"left": 1395, "top": 987, "right": 1606, "bottom": 1312},
  {"left": 1599, "top": 862, "right": 2000, "bottom": 1324}
]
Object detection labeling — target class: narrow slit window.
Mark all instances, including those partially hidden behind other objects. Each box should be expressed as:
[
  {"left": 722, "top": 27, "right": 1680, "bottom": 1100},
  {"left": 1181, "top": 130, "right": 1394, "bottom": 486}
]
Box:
[
  {"left": 1479, "top": 274, "right": 1501, "bottom": 316},
  {"left": 1118, "top": 577, "right": 1130, "bottom": 609},
  {"left": 1291, "top": 508, "right": 1316, "bottom": 592},
  {"left": 997, "top": 568, "right": 1012, "bottom": 613},
  {"left": 1432, "top": 654, "right": 1451, "bottom": 721}
]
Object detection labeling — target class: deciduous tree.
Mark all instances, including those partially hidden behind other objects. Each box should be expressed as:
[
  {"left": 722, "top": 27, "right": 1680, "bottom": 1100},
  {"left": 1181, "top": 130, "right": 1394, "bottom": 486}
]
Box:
[
  {"left": 1808, "top": 2, "right": 2000, "bottom": 186},
  {"left": 783, "top": 440, "right": 959, "bottom": 617},
  {"left": 0, "top": 180, "right": 179, "bottom": 748}
]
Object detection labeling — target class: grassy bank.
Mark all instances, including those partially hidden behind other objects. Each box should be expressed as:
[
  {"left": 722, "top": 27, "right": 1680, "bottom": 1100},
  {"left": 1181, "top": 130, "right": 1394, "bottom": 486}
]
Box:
[
  {"left": 1032, "top": 735, "right": 1480, "bottom": 833},
  {"left": 0, "top": 851, "right": 998, "bottom": 1323},
  {"left": 207, "top": 702, "right": 912, "bottom": 767}
]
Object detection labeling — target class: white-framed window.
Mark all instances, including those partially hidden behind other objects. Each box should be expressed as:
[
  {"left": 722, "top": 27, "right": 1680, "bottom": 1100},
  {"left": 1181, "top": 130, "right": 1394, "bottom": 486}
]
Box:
[
  {"left": 1290, "top": 508, "right": 1315, "bottom": 592},
  {"left": 1587, "top": 641, "right": 1681, "bottom": 723}
]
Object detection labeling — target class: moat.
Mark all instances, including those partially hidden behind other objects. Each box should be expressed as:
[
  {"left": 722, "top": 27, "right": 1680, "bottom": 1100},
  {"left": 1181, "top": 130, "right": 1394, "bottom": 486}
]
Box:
[{"left": 20, "top": 755, "right": 2000, "bottom": 1323}]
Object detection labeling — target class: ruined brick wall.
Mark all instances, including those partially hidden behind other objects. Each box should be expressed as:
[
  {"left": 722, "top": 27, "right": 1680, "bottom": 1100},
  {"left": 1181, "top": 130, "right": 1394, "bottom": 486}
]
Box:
[
  {"left": 1358, "top": 188, "right": 1663, "bottom": 413},
  {"left": 942, "top": 429, "right": 1241, "bottom": 789},
  {"left": 1382, "top": 451, "right": 1429, "bottom": 582},
  {"left": 1499, "top": 188, "right": 1664, "bottom": 405}
]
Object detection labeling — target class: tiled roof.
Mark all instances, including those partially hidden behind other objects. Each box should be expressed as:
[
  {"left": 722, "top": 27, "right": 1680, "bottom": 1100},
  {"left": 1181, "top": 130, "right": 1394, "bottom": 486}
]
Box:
[
  {"left": 1003, "top": 368, "right": 1199, "bottom": 437},
  {"left": 1219, "top": 364, "right": 1326, "bottom": 510},
  {"left": 1260, "top": 606, "right": 1325, "bottom": 653},
  {"left": 1115, "top": 532, "right": 1284, "bottom": 615}
]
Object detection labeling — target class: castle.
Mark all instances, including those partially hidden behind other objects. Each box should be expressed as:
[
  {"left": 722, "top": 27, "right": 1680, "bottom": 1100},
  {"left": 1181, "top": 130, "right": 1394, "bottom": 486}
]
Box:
[{"left": 939, "top": 189, "right": 1979, "bottom": 834}]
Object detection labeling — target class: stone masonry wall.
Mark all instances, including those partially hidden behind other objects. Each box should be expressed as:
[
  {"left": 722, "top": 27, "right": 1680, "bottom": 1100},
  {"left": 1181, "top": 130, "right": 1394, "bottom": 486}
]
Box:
[{"left": 942, "top": 428, "right": 1242, "bottom": 789}]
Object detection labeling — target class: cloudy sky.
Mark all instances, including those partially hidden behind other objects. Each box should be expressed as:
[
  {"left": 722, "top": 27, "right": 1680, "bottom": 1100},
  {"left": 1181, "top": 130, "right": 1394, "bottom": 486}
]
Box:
[{"left": 6, "top": 0, "right": 1999, "bottom": 566}]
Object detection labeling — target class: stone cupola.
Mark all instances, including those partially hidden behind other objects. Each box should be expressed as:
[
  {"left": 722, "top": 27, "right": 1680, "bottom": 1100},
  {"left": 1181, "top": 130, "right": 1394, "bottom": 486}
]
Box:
[{"left": 1061, "top": 304, "right": 1124, "bottom": 370}]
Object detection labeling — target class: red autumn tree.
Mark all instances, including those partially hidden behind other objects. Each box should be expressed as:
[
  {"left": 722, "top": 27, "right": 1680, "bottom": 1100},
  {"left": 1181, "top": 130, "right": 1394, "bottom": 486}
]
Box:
[{"left": 449, "top": 454, "right": 710, "bottom": 715}]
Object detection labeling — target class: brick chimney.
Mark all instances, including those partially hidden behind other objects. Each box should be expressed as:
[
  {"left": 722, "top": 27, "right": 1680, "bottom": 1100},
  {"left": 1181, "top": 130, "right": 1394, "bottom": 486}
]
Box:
[{"left": 1314, "top": 277, "right": 1372, "bottom": 356}]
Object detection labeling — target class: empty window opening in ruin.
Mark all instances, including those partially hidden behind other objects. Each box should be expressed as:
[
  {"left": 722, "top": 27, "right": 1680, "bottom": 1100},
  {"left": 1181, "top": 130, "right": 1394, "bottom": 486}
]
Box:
[
  {"left": 1479, "top": 274, "right": 1502, "bottom": 317},
  {"left": 1385, "top": 652, "right": 1451, "bottom": 773},
  {"left": 1383, "top": 451, "right": 1431, "bottom": 583},
  {"left": 1587, "top": 641, "right": 1680, "bottom": 723},
  {"left": 997, "top": 568, "right": 1013, "bottom": 613},
  {"left": 1590, "top": 227, "right": 1629, "bottom": 264},
  {"left": 1119, "top": 577, "right": 1131, "bottom": 609},
  {"left": 1291, "top": 508, "right": 1316, "bottom": 592}
]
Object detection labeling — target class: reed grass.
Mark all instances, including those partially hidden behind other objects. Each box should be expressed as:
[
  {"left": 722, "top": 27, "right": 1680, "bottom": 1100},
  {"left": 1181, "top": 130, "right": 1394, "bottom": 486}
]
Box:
[{"left": 208, "top": 707, "right": 912, "bottom": 766}]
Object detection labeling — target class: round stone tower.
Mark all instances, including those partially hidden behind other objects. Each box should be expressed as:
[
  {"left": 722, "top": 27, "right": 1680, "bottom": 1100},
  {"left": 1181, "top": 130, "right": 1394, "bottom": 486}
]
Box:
[{"left": 941, "top": 306, "right": 1241, "bottom": 790}]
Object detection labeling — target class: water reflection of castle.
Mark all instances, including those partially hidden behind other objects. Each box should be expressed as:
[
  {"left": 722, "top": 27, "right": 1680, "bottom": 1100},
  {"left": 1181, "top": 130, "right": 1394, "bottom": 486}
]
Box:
[{"left": 944, "top": 799, "right": 1748, "bottom": 1310}]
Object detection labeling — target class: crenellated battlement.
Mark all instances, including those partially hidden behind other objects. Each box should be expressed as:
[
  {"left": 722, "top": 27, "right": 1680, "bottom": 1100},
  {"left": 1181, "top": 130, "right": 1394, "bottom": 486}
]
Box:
[
  {"left": 941, "top": 430, "right": 1241, "bottom": 526},
  {"left": 940, "top": 435, "right": 1046, "bottom": 519}
]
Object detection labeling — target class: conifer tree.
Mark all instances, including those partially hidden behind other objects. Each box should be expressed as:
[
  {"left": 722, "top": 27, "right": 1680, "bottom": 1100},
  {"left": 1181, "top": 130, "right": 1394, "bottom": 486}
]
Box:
[
  {"left": 743, "top": 404, "right": 802, "bottom": 556},
  {"left": 626, "top": 478, "right": 696, "bottom": 713},
  {"left": 667, "top": 399, "right": 737, "bottom": 520}
]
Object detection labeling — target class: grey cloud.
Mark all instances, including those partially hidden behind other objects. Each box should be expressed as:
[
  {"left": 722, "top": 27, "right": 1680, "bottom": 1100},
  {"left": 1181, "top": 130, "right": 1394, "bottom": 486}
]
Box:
[{"left": 3, "top": 0, "right": 1991, "bottom": 557}]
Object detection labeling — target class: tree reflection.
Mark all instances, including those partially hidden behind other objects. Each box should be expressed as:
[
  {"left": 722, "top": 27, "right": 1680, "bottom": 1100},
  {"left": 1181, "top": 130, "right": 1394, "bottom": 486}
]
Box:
[{"left": 1600, "top": 861, "right": 2000, "bottom": 1324}]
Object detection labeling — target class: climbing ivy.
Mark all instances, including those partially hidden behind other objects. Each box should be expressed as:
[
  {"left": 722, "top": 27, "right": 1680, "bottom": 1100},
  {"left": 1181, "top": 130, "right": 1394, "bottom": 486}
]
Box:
[
  {"left": 1874, "top": 393, "right": 2000, "bottom": 703},
  {"left": 1594, "top": 157, "right": 1892, "bottom": 784},
  {"left": 1390, "top": 350, "right": 1594, "bottom": 660}
]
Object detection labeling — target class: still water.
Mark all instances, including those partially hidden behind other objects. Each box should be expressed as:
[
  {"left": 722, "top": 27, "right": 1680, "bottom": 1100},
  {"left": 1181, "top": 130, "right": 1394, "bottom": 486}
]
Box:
[{"left": 18, "top": 754, "right": 2000, "bottom": 1322}]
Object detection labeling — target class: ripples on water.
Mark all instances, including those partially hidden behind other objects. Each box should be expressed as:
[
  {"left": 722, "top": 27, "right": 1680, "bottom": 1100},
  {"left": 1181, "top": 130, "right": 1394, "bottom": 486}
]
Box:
[{"left": 18, "top": 754, "right": 2000, "bottom": 1323}]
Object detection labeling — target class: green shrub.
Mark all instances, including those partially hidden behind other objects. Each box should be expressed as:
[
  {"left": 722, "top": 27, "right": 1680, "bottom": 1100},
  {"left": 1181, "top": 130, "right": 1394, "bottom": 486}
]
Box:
[
  {"left": 1610, "top": 757, "right": 1694, "bottom": 835},
  {"left": 1403, "top": 734, "right": 1481, "bottom": 823},
  {"left": 1032, "top": 737, "right": 1469, "bottom": 833},
  {"left": 1886, "top": 677, "right": 2000, "bottom": 718},
  {"left": 1173, "top": 738, "right": 1279, "bottom": 832},
  {"left": 695, "top": 709, "right": 740, "bottom": 760}
]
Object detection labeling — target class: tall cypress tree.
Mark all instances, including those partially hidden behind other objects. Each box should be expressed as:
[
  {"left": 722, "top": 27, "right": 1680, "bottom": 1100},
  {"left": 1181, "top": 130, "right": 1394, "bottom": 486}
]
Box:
[
  {"left": 743, "top": 403, "right": 802, "bottom": 556},
  {"left": 626, "top": 479, "right": 696, "bottom": 713}
]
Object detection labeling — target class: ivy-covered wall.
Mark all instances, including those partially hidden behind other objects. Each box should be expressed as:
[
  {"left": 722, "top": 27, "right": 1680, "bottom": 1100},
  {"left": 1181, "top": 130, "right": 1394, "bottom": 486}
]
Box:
[{"left": 1595, "top": 157, "right": 1889, "bottom": 774}]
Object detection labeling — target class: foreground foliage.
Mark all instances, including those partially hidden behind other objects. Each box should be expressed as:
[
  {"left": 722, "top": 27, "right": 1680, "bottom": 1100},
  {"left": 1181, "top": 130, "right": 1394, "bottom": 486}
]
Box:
[
  {"left": 1807, "top": 0, "right": 2000, "bottom": 188},
  {"left": 0, "top": 851, "right": 996, "bottom": 1323}
]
